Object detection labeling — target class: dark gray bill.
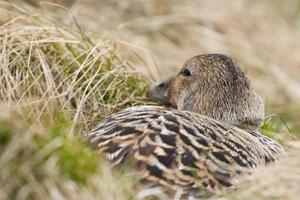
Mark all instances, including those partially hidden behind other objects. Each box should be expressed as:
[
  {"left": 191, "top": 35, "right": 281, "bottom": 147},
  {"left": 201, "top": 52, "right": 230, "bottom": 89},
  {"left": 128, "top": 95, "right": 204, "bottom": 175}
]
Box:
[{"left": 148, "top": 76, "right": 174, "bottom": 105}]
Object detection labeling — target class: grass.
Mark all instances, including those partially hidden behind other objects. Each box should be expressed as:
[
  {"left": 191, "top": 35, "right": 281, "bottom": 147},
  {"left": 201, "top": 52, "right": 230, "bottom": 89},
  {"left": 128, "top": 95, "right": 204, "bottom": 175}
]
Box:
[
  {"left": 0, "top": 2, "right": 149, "bottom": 135},
  {"left": 0, "top": 108, "right": 141, "bottom": 200},
  {"left": 0, "top": 2, "right": 148, "bottom": 199},
  {"left": 261, "top": 114, "right": 297, "bottom": 145},
  {"left": 0, "top": 1, "right": 300, "bottom": 200}
]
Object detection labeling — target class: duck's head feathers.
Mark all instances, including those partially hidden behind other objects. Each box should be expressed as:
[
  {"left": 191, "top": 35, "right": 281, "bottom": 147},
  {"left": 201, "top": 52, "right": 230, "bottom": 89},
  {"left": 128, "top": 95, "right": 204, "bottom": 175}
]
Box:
[{"left": 149, "top": 54, "right": 264, "bottom": 131}]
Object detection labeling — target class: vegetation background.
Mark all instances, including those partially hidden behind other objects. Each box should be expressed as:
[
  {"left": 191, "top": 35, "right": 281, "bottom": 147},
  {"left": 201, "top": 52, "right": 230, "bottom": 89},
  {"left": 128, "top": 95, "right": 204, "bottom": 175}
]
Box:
[{"left": 0, "top": 0, "right": 299, "bottom": 199}]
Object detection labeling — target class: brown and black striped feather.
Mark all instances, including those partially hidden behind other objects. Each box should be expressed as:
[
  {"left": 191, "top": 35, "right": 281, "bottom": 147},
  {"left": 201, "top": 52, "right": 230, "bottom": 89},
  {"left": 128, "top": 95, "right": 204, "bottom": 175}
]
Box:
[{"left": 85, "top": 106, "right": 286, "bottom": 191}]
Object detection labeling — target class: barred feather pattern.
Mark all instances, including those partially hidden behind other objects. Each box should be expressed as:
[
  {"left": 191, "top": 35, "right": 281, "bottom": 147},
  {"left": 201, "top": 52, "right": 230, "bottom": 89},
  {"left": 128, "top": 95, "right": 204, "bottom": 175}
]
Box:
[{"left": 86, "top": 106, "right": 286, "bottom": 191}]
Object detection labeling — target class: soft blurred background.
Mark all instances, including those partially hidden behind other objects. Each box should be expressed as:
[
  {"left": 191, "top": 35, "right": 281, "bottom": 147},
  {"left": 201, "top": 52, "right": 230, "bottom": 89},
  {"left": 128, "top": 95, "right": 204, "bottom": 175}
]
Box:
[{"left": 1, "top": 0, "right": 300, "bottom": 199}]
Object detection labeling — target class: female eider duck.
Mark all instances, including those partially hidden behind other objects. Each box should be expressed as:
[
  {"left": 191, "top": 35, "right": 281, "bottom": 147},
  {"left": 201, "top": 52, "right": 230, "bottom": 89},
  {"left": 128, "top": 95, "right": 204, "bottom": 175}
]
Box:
[{"left": 86, "top": 54, "right": 286, "bottom": 192}]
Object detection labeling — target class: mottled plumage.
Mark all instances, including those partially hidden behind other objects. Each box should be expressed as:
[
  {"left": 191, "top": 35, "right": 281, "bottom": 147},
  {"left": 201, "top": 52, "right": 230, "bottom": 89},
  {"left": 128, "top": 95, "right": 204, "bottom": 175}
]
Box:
[
  {"left": 85, "top": 54, "right": 286, "bottom": 193},
  {"left": 86, "top": 106, "right": 286, "bottom": 191}
]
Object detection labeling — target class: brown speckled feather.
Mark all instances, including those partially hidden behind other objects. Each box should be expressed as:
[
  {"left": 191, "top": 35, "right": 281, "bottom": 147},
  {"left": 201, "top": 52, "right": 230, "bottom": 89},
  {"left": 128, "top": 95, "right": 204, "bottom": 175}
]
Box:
[{"left": 86, "top": 105, "right": 286, "bottom": 191}]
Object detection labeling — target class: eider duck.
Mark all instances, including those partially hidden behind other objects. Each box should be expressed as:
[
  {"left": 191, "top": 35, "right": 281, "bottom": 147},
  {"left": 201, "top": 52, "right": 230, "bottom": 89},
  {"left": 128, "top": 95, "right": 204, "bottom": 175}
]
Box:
[{"left": 86, "top": 54, "right": 286, "bottom": 193}]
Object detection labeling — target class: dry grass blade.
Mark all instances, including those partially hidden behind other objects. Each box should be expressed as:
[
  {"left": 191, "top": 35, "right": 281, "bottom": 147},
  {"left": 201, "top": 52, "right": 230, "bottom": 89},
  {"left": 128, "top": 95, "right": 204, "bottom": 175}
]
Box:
[{"left": 0, "top": 2, "right": 149, "bottom": 134}]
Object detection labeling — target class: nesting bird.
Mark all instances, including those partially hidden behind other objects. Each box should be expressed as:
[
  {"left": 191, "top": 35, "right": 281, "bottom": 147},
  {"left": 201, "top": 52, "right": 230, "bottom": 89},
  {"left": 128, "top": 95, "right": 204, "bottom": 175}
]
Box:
[{"left": 86, "top": 54, "right": 286, "bottom": 193}]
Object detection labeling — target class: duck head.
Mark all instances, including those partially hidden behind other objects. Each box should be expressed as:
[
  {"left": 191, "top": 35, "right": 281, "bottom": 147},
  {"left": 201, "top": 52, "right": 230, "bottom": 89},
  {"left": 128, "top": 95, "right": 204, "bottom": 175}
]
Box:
[{"left": 148, "top": 54, "right": 264, "bottom": 131}]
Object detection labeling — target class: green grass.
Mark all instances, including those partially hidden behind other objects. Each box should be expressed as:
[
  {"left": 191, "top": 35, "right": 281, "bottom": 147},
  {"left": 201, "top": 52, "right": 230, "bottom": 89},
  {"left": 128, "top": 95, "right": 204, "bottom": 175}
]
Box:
[
  {"left": 261, "top": 114, "right": 295, "bottom": 145},
  {"left": 33, "top": 112, "right": 99, "bottom": 184},
  {"left": 0, "top": 108, "right": 142, "bottom": 199},
  {"left": 0, "top": 111, "right": 95, "bottom": 195}
]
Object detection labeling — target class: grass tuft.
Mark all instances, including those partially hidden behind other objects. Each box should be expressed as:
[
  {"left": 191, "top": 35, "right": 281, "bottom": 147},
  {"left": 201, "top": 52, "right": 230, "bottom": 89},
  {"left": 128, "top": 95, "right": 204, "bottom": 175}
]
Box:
[
  {"left": 0, "top": 2, "right": 148, "bottom": 199},
  {"left": 0, "top": 2, "right": 149, "bottom": 136},
  {"left": 261, "top": 114, "right": 298, "bottom": 145},
  {"left": 0, "top": 107, "right": 141, "bottom": 200}
]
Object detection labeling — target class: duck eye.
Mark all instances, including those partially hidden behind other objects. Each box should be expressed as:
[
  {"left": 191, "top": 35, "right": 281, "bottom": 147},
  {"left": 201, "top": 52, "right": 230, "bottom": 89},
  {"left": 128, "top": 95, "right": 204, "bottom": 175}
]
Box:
[{"left": 181, "top": 68, "right": 192, "bottom": 77}]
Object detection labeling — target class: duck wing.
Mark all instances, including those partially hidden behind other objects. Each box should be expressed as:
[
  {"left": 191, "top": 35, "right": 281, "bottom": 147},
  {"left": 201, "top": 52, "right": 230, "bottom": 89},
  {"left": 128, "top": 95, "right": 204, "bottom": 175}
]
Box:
[{"left": 85, "top": 106, "right": 286, "bottom": 190}]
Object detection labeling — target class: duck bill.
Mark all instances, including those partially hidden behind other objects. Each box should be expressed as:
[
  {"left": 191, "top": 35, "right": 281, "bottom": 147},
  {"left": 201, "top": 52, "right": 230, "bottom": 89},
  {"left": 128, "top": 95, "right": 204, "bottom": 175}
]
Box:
[{"left": 148, "top": 76, "right": 174, "bottom": 106}]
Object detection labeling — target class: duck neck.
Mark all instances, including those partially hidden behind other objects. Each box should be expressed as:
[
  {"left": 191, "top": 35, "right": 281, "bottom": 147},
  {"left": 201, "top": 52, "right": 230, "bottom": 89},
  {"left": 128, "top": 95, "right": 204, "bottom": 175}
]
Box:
[{"left": 178, "top": 86, "right": 264, "bottom": 131}]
